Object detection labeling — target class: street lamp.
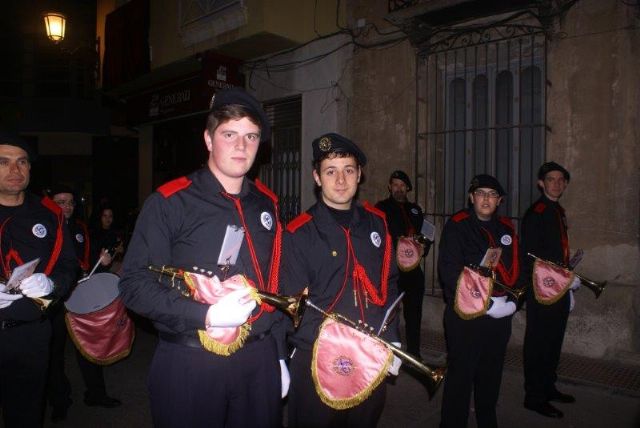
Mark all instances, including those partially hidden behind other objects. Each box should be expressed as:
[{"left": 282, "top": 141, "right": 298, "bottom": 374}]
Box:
[{"left": 43, "top": 12, "right": 66, "bottom": 43}]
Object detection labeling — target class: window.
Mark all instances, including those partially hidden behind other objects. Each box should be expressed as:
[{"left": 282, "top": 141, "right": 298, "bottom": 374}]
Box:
[{"left": 425, "top": 30, "right": 546, "bottom": 218}]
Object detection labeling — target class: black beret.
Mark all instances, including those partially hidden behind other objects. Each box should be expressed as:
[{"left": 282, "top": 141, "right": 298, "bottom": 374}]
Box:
[
  {"left": 312, "top": 133, "right": 367, "bottom": 166},
  {"left": 209, "top": 87, "right": 271, "bottom": 142},
  {"left": 537, "top": 161, "right": 570, "bottom": 182},
  {"left": 389, "top": 170, "right": 412, "bottom": 191},
  {"left": 49, "top": 184, "right": 75, "bottom": 197},
  {"left": 468, "top": 174, "right": 506, "bottom": 196},
  {"left": 0, "top": 131, "right": 35, "bottom": 160}
]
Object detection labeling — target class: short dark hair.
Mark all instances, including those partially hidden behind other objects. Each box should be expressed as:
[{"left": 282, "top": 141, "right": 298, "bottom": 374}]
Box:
[
  {"left": 205, "top": 104, "right": 262, "bottom": 136},
  {"left": 312, "top": 151, "right": 360, "bottom": 174}
]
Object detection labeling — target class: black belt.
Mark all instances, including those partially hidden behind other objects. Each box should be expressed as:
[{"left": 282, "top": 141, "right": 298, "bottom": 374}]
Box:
[
  {"left": 158, "top": 331, "right": 271, "bottom": 349},
  {"left": 0, "top": 318, "right": 42, "bottom": 330}
]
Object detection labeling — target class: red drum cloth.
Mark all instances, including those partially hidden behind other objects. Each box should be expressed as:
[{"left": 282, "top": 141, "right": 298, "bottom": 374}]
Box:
[
  {"left": 66, "top": 297, "right": 134, "bottom": 365},
  {"left": 454, "top": 267, "right": 493, "bottom": 320},
  {"left": 312, "top": 318, "right": 392, "bottom": 410},
  {"left": 532, "top": 258, "right": 573, "bottom": 305},
  {"left": 396, "top": 236, "right": 422, "bottom": 272}
]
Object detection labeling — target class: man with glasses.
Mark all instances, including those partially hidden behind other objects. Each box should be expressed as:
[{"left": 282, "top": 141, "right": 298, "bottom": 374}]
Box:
[
  {"left": 0, "top": 132, "right": 77, "bottom": 428},
  {"left": 522, "top": 162, "right": 575, "bottom": 419},
  {"left": 47, "top": 186, "right": 121, "bottom": 422},
  {"left": 438, "top": 174, "right": 520, "bottom": 428}
]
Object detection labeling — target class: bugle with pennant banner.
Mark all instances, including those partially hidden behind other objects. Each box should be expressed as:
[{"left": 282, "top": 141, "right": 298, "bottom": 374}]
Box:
[
  {"left": 65, "top": 272, "right": 135, "bottom": 365},
  {"left": 148, "top": 265, "right": 307, "bottom": 356},
  {"left": 528, "top": 253, "right": 606, "bottom": 302},
  {"left": 304, "top": 300, "right": 446, "bottom": 408},
  {"left": 396, "top": 235, "right": 427, "bottom": 272}
]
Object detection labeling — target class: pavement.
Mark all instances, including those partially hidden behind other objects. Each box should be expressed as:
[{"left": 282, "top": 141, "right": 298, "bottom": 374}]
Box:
[{"left": 30, "top": 322, "right": 639, "bottom": 428}]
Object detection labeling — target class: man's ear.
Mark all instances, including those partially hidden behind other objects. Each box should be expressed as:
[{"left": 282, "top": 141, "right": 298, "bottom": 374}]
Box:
[
  {"left": 312, "top": 169, "right": 322, "bottom": 187},
  {"left": 204, "top": 130, "right": 213, "bottom": 152}
]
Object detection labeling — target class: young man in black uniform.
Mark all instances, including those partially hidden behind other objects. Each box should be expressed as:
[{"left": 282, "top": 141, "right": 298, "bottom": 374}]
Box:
[
  {"left": 376, "top": 170, "right": 431, "bottom": 359},
  {"left": 46, "top": 186, "right": 121, "bottom": 422},
  {"left": 522, "top": 162, "right": 576, "bottom": 418},
  {"left": 0, "top": 132, "right": 77, "bottom": 428},
  {"left": 281, "top": 133, "right": 400, "bottom": 428},
  {"left": 438, "top": 174, "right": 520, "bottom": 428},
  {"left": 119, "top": 88, "right": 288, "bottom": 428}
]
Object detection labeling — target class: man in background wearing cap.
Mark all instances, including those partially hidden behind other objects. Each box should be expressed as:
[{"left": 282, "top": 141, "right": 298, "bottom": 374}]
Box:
[
  {"left": 438, "top": 174, "right": 520, "bottom": 428},
  {"left": 0, "top": 132, "right": 77, "bottom": 427},
  {"left": 521, "top": 162, "right": 575, "bottom": 419},
  {"left": 46, "top": 186, "right": 121, "bottom": 422},
  {"left": 119, "top": 88, "right": 287, "bottom": 427},
  {"left": 281, "top": 133, "right": 400, "bottom": 427},
  {"left": 376, "top": 170, "right": 432, "bottom": 360}
]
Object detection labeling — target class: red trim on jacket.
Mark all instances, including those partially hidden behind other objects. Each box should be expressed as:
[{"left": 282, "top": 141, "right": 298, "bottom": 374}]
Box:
[
  {"left": 452, "top": 211, "right": 470, "bottom": 222},
  {"left": 157, "top": 176, "right": 192, "bottom": 198},
  {"left": 286, "top": 213, "right": 313, "bottom": 233}
]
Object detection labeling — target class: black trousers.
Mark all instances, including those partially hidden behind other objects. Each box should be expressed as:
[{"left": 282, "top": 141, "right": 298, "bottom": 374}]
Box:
[
  {"left": 47, "top": 306, "right": 73, "bottom": 410},
  {"left": 523, "top": 293, "right": 570, "bottom": 405},
  {"left": 440, "top": 306, "right": 511, "bottom": 428},
  {"left": 0, "top": 319, "right": 51, "bottom": 428},
  {"left": 148, "top": 334, "right": 282, "bottom": 428},
  {"left": 398, "top": 267, "right": 425, "bottom": 357},
  {"left": 288, "top": 348, "right": 387, "bottom": 428}
]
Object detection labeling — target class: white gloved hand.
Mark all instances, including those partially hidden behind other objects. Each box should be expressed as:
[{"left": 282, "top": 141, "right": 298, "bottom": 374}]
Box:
[
  {"left": 19, "top": 273, "right": 54, "bottom": 298},
  {"left": 570, "top": 275, "right": 581, "bottom": 290},
  {"left": 205, "top": 288, "right": 256, "bottom": 328},
  {"left": 486, "top": 296, "right": 516, "bottom": 319},
  {"left": 388, "top": 342, "right": 403, "bottom": 376},
  {"left": 569, "top": 289, "right": 575, "bottom": 312},
  {"left": 279, "top": 359, "right": 290, "bottom": 398},
  {"left": 0, "top": 284, "right": 23, "bottom": 309}
]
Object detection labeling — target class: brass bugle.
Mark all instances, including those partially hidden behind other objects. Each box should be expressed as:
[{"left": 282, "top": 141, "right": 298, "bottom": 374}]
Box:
[
  {"left": 147, "top": 265, "right": 308, "bottom": 327},
  {"left": 304, "top": 299, "right": 446, "bottom": 399},
  {"left": 468, "top": 264, "right": 526, "bottom": 300},
  {"left": 526, "top": 253, "right": 607, "bottom": 299}
]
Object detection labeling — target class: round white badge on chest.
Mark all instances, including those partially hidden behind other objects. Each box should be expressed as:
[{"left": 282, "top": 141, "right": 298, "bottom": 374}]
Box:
[
  {"left": 500, "top": 234, "right": 512, "bottom": 246},
  {"left": 370, "top": 231, "right": 382, "bottom": 248},
  {"left": 32, "top": 223, "right": 48, "bottom": 239},
  {"left": 411, "top": 208, "right": 419, "bottom": 215},
  {"left": 75, "top": 233, "right": 84, "bottom": 243},
  {"left": 260, "top": 212, "right": 273, "bottom": 230}
]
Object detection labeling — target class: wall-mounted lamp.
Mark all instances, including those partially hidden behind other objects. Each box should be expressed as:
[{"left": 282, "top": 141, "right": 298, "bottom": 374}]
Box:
[{"left": 43, "top": 12, "right": 66, "bottom": 43}]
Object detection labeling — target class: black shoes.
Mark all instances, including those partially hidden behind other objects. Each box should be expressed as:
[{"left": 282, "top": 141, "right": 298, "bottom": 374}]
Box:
[
  {"left": 548, "top": 390, "right": 576, "bottom": 403},
  {"left": 524, "top": 401, "right": 564, "bottom": 418},
  {"left": 84, "top": 395, "right": 122, "bottom": 408}
]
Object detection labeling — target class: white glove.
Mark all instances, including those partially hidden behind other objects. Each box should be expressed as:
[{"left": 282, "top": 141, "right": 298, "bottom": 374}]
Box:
[
  {"left": 19, "top": 273, "right": 54, "bottom": 298},
  {"left": 570, "top": 275, "right": 581, "bottom": 290},
  {"left": 486, "top": 296, "right": 517, "bottom": 319},
  {"left": 0, "top": 284, "right": 23, "bottom": 309},
  {"left": 388, "top": 342, "right": 403, "bottom": 376},
  {"left": 205, "top": 288, "right": 256, "bottom": 328},
  {"left": 279, "top": 359, "right": 290, "bottom": 398},
  {"left": 569, "top": 289, "right": 575, "bottom": 312}
]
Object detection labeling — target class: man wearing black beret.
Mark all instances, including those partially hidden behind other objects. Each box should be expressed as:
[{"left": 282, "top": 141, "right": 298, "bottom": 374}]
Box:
[
  {"left": 376, "top": 170, "right": 432, "bottom": 360},
  {"left": 0, "top": 132, "right": 77, "bottom": 428},
  {"left": 281, "top": 132, "right": 400, "bottom": 427},
  {"left": 438, "top": 174, "right": 520, "bottom": 427},
  {"left": 522, "top": 161, "right": 576, "bottom": 419},
  {"left": 119, "top": 87, "right": 287, "bottom": 427}
]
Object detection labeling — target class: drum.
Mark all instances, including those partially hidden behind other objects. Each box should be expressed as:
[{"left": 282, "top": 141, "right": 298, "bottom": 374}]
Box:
[
  {"left": 65, "top": 272, "right": 120, "bottom": 314},
  {"left": 65, "top": 272, "right": 134, "bottom": 365}
]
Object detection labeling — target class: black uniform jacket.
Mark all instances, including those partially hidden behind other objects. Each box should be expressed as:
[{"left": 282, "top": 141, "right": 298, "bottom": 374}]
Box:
[
  {"left": 520, "top": 194, "right": 569, "bottom": 273},
  {"left": 68, "top": 218, "right": 90, "bottom": 272},
  {"left": 520, "top": 194, "right": 570, "bottom": 305},
  {"left": 0, "top": 193, "right": 77, "bottom": 321},
  {"left": 281, "top": 200, "right": 400, "bottom": 351},
  {"left": 119, "top": 168, "right": 287, "bottom": 356},
  {"left": 375, "top": 197, "right": 432, "bottom": 262},
  {"left": 438, "top": 208, "right": 520, "bottom": 308}
]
